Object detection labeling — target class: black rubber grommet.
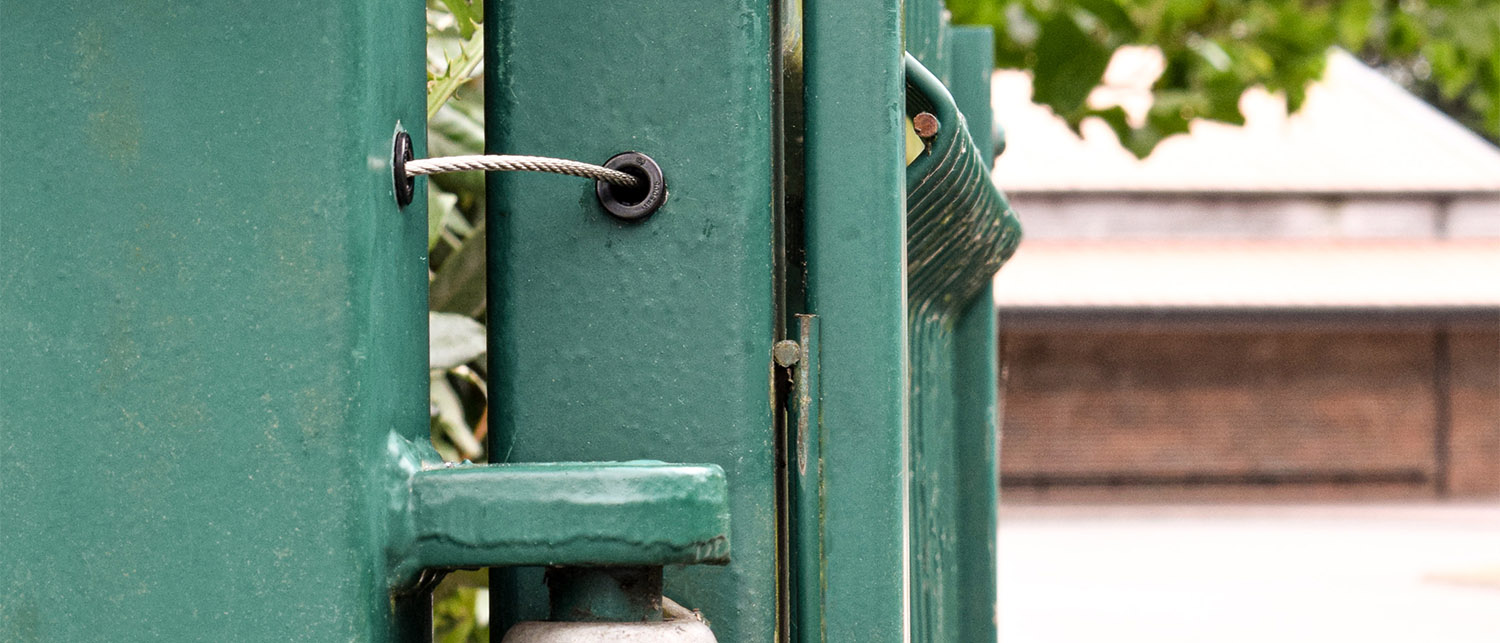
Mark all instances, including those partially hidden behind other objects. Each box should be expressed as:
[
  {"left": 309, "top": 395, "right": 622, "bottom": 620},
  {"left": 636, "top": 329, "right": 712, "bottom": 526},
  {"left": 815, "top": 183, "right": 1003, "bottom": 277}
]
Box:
[
  {"left": 393, "top": 131, "right": 415, "bottom": 207},
  {"left": 595, "top": 151, "right": 666, "bottom": 221}
]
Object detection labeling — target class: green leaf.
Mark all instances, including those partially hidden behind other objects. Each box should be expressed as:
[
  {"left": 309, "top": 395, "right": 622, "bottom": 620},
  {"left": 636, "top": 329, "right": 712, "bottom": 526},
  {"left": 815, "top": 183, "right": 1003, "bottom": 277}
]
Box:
[
  {"left": 1085, "top": 105, "right": 1137, "bottom": 152},
  {"left": 427, "top": 102, "right": 487, "bottom": 210},
  {"left": 1145, "top": 101, "right": 1194, "bottom": 139},
  {"left": 1031, "top": 12, "right": 1114, "bottom": 118},
  {"left": 1074, "top": 0, "right": 1139, "bottom": 40},
  {"left": 428, "top": 187, "right": 460, "bottom": 251},
  {"left": 430, "top": 312, "right": 487, "bottom": 370},
  {"left": 1203, "top": 70, "right": 1247, "bottom": 125},
  {"left": 1335, "top": 0, "right": 1376, "bottom": 48},
  {"left": 433, "top": 583, "right": 489, "bottom": 643},
  {"left": 431, "top": 372, "right": 483, "bottom": 460},
  {"left": 439, "top": 0, "right": 479, "bottom": 39},
  {"left": 427, "top": 32, "right": 484, "bottom": 119},
  {"left": 1165, "top": 0, "right": 1212, "bottom": 23},
  {"left": 956, "top": 0, "right": 1500, "bottom": 154},
  {"left": 430, "top": 102, "right": 485, "bottom": 154},
  {"left": 429, "top": 219, "right": 487, "bottom": 318}
]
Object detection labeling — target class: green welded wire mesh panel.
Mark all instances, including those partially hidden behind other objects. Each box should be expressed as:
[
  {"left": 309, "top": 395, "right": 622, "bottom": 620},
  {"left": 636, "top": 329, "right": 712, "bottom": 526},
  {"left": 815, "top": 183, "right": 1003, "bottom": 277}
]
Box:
[
  {"left": 904, "top": 7, "right": 1021, "bottom": 642},
  {"left": 948, "top": 25, "right": 1007, "bottom": 643}
]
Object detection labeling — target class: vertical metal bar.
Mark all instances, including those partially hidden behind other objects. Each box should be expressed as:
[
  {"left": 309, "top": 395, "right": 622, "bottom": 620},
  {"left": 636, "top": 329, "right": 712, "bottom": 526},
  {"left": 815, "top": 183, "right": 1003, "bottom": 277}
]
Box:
[
  {"left": 904, "top": 16, "right": 1015, "bottom": 641},
  {"left": 483, "top": 2, "right": 778, "bottom": 640},
  {"left": 948, "top": 27, "right": 1002, "bottom": 643},
  {"left": 904, "top": 0, "right": 950, "bottom": 81},
  {"left": 908, "top": 9, "right": 966, "bottom": 641},
  {"left": 789, "top": 315, "right": 825, "bottom": 643},
  {"left": 802, "top": 0, "right": 911, "bottom": 639}
]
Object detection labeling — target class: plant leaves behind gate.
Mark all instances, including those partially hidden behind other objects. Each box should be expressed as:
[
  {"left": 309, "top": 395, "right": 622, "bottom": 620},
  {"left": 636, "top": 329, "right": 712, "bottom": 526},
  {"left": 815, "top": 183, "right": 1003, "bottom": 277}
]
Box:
[
  {"left": 430, "top": 312, "right": 487, "bottom": 370},
  {"left": 438, "top": 0, "right": 481, "bottom": 39},
  {"left": 431, "top": 371, "right": 484, "bottom": 461},
  {"left": 428, "top": 188, "right": 460, "bottom": 251},
  {"left": 433, "top": 581, "right": 489, "bottom": 643},
  {"left": 428, "top": 103, "right": 487, "bottom": 208},
  {"left": 1030, "top": 12, "right": 1113, "bottom": 127},
  {"left": 429, "top": 219, "right": 487, "bottom": 318},
  {"left": 949, "top": 0, "right": 1500, "bottom": 157},
  {"left": 427, "top": 2, "right": 493, "bottom": 638}
]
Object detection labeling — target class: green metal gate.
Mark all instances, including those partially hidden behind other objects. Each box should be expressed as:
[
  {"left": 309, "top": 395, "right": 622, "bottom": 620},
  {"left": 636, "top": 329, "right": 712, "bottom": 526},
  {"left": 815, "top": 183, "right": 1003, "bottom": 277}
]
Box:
[{"left": 1, "top": 1, "right": 1018, "bottom": 640}]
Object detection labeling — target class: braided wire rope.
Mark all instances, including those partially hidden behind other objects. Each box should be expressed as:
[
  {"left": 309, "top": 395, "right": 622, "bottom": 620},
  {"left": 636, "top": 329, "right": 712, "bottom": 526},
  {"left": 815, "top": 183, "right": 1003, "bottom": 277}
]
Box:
[{"left": 405, "top": 154, "right": 639, "bottom": 187}]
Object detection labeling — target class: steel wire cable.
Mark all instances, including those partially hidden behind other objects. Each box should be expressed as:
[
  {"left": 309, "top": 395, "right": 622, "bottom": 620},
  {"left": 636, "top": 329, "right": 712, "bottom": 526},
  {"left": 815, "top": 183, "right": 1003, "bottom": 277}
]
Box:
[{"left": 404, "top": 154, "right": 639, "bottom": 187}]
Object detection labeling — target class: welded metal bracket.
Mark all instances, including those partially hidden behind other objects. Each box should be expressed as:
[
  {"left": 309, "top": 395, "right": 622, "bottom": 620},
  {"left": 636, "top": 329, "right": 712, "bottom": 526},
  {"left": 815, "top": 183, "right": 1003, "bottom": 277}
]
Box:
[{"left": 385, "top": 443, "right": 731, "bottom": 591}]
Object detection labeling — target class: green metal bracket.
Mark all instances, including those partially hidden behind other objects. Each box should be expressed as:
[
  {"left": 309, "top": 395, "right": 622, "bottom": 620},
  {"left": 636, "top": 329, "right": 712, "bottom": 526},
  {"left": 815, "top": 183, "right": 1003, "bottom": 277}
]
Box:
[{"left": 387, "top": 457, "right": 731, "bottom": 589}]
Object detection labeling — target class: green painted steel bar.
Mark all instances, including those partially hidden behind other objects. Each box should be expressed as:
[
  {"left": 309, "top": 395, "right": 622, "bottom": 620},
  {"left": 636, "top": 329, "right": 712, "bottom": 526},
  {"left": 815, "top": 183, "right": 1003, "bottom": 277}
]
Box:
[
  {"left": 788, "top": 314, "right": 824, "bottom": 642},
  {"left": 484, "top": 2, "right": 778, "bottom": 640},
  {"left": 948, "top": 26, "right": 1005, "bottom": 643},
  {"left": 905, "top": 0, "right": 951, "bottom": 82},
  {"left": 801, "top": 0, "right": 912, "bottom": 640},
  {"left": 0, "top": 1, "right": 432, "bottom": 639},
  {"left": 390, "top": 462, "right": 730, "bottom": 584}
]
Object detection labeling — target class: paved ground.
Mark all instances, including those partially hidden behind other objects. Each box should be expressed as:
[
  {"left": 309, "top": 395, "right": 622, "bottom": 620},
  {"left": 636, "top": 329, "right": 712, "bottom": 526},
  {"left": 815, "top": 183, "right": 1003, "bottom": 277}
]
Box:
[{"left": 998, "top": 503, "right": 1500, "bottom": 642}]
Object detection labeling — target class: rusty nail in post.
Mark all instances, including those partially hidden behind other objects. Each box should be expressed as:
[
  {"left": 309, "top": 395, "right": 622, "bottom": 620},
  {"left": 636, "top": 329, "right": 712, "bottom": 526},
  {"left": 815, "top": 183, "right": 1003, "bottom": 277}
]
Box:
[
  {"left": 773, "top": 340, "right": 801, "bottom": 367},
  {"left": 913, "top": 112, "right": 940, "bottom": 139}
]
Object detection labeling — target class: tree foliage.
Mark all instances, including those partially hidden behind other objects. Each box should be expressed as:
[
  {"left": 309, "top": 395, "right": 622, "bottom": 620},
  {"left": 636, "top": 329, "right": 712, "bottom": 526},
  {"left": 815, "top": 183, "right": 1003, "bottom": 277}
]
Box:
[{"left": 949, "top": 0, "right": 1500, "bottom": 157}]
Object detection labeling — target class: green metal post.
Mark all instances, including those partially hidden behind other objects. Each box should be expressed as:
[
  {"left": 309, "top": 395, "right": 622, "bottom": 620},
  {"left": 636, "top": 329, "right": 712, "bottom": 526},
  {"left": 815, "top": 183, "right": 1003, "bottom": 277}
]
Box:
[
  {"left": 484, "top": 2, "right": 778, "bottom": 640},
  {"left": 801, "top": 0, "right": 912, "bottom": 640},
  {"left": 0, "top": 1, "right": 431, "bottom": 639},
  {"left": 948, "top": 26, "right": 1004, "bottom": 643}
]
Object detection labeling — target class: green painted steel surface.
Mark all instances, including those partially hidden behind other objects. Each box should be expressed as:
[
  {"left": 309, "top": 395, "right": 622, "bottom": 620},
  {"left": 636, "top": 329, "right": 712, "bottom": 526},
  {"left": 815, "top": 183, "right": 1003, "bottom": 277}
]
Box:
[
  {"left": 786, "top": 313, "right": 825, "bottom": 642},
  {"left": 904, "top": 11, "right": 1019, "bottom": 643},
  {"left": 0, "top": 1, "right": 431, "bottom": 639},
  {"left": 484, "top": 2, "right": 777, "bottom": 640},
  {"left": 800, "top": 0, "right": 912, "bottom": 640},
  {"left": 948, "top": 26, "right": 1006, "bottom": 643},
  {"left": 394, "top": 462, "right": 730, "bottom": 580},
  {"left": 545, "top": 567, "right": 665, "bottom": 623}
]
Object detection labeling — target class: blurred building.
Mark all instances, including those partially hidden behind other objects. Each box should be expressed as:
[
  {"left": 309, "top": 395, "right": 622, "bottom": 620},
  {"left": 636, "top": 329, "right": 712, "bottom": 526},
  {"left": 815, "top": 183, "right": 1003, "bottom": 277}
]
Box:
[{"left": 992, "top": 49, "right": 1500, "bottom": 502}]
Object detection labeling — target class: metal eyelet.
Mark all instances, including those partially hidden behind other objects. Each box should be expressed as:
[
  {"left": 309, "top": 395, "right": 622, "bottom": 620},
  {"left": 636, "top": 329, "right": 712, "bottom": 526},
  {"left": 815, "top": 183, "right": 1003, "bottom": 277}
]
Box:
[{"left": 595, "top": 151, "right": 667, "bottom": 221}]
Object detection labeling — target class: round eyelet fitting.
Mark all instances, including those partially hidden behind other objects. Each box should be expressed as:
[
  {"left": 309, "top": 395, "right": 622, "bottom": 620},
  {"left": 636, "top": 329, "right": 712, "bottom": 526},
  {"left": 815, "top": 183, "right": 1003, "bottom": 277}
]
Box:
[
  {"left": 393, "top": 131, "right": 415, "bottom": 207},
  {"left": 595, "top": 152, "right": 667, "bottom": 221}
]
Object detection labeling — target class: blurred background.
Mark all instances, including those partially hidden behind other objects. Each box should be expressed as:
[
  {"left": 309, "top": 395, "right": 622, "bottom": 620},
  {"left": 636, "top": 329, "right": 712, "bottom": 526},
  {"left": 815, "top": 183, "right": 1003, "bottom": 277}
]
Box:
[{"left": 971, "top": 2, "right": 1500, "bottom": 641}]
